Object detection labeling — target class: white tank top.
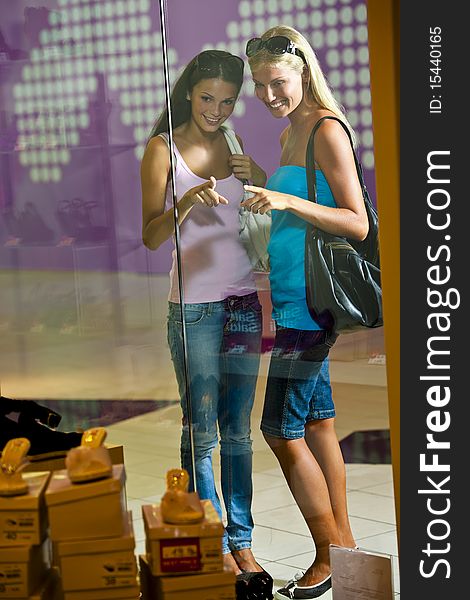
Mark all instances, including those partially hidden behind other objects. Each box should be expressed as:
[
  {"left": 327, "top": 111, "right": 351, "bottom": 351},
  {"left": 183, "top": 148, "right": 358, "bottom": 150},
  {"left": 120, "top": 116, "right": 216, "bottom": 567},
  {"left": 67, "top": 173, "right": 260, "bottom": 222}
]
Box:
[{"left": 159, "top": 133, "right": 256, "bottom": 303}]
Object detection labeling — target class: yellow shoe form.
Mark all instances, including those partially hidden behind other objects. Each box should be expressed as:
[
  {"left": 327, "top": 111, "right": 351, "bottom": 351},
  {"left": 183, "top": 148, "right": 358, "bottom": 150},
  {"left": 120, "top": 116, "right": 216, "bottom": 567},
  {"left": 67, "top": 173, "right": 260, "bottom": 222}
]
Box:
[
  {"left": 65, "top": 427, "right": 113, "bottom": 483},
  {"left": 0, "top": 437, "right": 31, "bottom": 496},
  {"left": 160, "top": 468, "right": 204, "bottom": 524}
]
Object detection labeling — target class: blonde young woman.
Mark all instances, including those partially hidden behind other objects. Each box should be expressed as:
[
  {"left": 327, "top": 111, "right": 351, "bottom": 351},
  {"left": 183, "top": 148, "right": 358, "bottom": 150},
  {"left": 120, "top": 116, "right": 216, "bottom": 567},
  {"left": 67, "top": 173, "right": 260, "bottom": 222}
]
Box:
[
  {"left": 242, "top": 26, "right": 368, "bottom": 599},
  {"left": 141, "top": 50, "right": 273, "bottom": 598}
]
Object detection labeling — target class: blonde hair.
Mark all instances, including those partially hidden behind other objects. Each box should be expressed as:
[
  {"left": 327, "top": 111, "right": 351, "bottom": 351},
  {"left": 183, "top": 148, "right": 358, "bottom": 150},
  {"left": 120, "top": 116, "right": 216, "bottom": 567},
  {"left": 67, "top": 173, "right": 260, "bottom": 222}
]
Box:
[{"left": 248, "top": 25, "right": 356, "bottom": 146}]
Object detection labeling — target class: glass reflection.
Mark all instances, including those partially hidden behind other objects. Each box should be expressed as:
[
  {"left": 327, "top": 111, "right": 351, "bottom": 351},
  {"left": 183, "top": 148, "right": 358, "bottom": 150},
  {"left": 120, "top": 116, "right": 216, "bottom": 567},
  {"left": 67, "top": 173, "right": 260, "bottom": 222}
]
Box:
[
  {"left": 0, "top": 2, "right": 180, "bottom": 470},
  {"left": 0, "top": 0, "right": 394, "bottom": 596},
  {"left": 149, "top": 2, "right": 388, "bottom": 592}
]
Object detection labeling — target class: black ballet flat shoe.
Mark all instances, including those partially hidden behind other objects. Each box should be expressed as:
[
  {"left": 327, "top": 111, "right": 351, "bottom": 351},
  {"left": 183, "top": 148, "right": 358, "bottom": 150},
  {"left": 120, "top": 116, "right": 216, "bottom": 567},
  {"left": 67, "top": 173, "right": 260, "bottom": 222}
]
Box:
[
  {"left": 0, "top": 396, "right": 82, "bottom": 460},
  {"left": 0, "top": 396, "right": 61, "bottom": 428},
  {"left": 274, "top": 574, "right": 331, "bottom": 599},
  {"left": 236, "top": 569, "right": 274, "bottom": 600}
]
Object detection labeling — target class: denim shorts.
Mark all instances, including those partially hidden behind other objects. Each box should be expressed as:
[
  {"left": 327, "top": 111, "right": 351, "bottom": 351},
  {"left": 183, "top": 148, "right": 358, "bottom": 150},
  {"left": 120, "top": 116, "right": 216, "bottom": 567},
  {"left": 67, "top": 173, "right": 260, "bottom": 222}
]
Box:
[{"left": 261, "top": 326, "right": 338, "bottom": 439}]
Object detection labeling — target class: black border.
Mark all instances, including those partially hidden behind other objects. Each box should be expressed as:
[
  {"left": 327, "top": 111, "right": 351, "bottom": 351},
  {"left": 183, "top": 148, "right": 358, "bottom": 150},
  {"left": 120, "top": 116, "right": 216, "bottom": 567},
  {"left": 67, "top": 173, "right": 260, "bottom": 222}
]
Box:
[{"left": 401, "top": 3, "right": 465, "bottom": 596}]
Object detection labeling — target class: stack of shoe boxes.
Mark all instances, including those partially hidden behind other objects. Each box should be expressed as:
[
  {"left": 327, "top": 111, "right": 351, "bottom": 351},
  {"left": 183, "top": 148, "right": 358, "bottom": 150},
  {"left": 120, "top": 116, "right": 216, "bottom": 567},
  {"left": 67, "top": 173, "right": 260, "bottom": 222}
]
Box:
[
  {"left": 44, "top": 464, "right": 140, "bottom": 600},
  {"left": 0, "top": 471, "right": 60, "bottom": 599},
  {"left": 139, "top": 499, "right": 236, "bottom": 600}
]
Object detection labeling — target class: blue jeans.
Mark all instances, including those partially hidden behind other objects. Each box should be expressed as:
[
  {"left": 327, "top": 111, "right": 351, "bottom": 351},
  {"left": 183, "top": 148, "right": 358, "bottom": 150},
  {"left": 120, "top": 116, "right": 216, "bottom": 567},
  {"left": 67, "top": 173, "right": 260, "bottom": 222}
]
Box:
[
  {"left": 261, "top": 326, "right": 338, "bottom": 439},
  {"left": 167, "top": 292, "right": 262, "bottom": 554}
]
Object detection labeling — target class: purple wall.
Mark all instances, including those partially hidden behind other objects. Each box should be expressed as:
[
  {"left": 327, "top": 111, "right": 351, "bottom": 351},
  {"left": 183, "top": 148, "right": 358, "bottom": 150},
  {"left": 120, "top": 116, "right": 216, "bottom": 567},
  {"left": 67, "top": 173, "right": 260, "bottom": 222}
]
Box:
[{"left": 0, "top": 0, "right": 375, "bottom": 275}]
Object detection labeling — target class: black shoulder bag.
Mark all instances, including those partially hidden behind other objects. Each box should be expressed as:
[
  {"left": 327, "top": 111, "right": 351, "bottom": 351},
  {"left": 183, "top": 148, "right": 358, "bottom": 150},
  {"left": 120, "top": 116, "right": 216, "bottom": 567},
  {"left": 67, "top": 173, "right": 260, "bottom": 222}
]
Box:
[{"left": 304, "top": 116, "right": 383, "bottom": 334}]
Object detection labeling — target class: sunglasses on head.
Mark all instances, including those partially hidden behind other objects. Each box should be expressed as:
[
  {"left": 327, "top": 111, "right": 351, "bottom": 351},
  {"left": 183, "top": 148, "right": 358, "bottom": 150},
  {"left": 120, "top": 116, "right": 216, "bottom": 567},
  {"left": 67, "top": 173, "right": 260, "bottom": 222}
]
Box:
[
  {"left": 194, "top": 50, "right": 244, "bottom": 76},
  {"left": 245, "top": 36, "right": 305, "bottom": 62}
]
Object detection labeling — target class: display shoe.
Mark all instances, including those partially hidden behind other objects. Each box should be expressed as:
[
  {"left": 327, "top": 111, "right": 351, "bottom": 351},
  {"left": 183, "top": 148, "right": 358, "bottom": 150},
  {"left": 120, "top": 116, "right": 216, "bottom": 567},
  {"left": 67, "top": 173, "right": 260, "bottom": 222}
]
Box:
[
  {"left": 66, "top": 428, "right": 113, "bottom": 483},
  {"left": 0, "top": 396, "right": 61, "bottom": 428},
  {"left": 160, "top": 468, "right": 204, "bottom": 524},
  {"left": 0, "top": 437, "right": 31, "bottom": 496},
  {"left": 274, "top": 574, "right": 332, "bottom": 599},
  {"left": 18, "top": 414, "right": 82, "bottom": 460},
  {"left": 0, "top": 413, "right": 82, "bottom": 461},
  {"left": 0, "top": 395, "right": 83, "bottom": 460},
  {"left": 236, "top": 569, "right": 274, "bottom": 600}
]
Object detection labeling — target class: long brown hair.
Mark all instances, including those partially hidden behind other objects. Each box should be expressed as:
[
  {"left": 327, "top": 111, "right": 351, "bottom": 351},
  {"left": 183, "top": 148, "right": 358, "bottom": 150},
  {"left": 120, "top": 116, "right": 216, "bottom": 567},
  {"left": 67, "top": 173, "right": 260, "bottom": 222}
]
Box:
[{"left": 148, "top": 50, "right": 244, "bottom": 139}]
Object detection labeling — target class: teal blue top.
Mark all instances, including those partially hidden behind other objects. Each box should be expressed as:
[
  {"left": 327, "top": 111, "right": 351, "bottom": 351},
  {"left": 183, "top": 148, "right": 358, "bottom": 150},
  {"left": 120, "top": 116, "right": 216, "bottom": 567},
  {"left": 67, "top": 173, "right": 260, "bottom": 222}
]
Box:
[{"left": 266, "top": 165, "right": 336, "bottom": 330}]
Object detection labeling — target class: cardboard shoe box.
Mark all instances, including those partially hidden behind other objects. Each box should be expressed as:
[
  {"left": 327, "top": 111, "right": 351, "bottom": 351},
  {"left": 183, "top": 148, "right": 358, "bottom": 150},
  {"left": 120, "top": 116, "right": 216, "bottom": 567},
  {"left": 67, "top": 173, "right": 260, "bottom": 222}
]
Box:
[
  {"left": 0, "top": 472, "right": 50, "bottom": 546},
  {"left": 45, "top": 464, "right": 127, "bottom": 541},
  {"left": 62, "top": 584, "right": 141, "bottom": 600},
  {"left": 24, "top": 567, "right": 137, "bottom": 600},
  {"left": 0, "top": 539, "right": 50, "bottom": 598},
  {"left": 139, "top": 554, "right": 236, "bottom": 600},
  {"left": 55, "top": 511, "right": 138, "bottom": 593},
  {"left": 142, "top": 499, "right": 224, "bottom": 576}
]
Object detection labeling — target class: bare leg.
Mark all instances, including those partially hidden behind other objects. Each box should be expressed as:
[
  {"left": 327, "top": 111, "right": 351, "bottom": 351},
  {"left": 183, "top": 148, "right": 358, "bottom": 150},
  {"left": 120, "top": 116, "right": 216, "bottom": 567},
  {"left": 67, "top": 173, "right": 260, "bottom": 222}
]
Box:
[
  {"left": 231, "top": 548, "right": 264, "bottom": 572},
  {"left": 264, "top": 433, "right": 340, "bottom": 586},
  {"left": 223, "top": 552, "right": 243, "bottom": 575},
  {"left": 305, "top": 418, "right": 356, "bottom": 548}
]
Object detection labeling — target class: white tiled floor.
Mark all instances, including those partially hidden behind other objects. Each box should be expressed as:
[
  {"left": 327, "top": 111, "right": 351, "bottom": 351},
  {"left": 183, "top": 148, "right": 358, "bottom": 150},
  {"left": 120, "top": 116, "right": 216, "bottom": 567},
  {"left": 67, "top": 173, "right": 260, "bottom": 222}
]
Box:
[{"left": 105, "top": 349, "right": 400, "bottom": 598}]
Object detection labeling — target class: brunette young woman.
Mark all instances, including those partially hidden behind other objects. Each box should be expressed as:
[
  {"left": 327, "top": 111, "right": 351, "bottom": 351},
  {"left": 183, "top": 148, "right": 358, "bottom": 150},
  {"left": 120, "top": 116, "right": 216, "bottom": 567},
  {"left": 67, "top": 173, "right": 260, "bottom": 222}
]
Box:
[{"left": 141, "top": 49, "right": 272, "bottom": 597}]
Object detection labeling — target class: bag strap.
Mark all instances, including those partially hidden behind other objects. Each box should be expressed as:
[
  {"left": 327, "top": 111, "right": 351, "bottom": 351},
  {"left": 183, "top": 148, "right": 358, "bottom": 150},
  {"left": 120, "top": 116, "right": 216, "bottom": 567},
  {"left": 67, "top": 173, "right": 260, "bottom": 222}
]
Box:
[
  {"left": 305, "top": 115, "right": 367, "bottom": 204},
  {"left": 221, "top": 125, "right": 242, "bottom": 156},
  {"left": 221, "top": 126, "right": 252, "bottom": 202}
]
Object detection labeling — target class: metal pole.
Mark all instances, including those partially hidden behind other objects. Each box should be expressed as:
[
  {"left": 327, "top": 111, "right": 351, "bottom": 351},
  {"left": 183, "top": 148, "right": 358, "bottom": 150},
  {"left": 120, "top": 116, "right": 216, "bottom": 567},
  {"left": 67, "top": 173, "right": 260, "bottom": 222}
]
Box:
[{"left": 157, "top": 0, "right": 197, "bottom": 492}]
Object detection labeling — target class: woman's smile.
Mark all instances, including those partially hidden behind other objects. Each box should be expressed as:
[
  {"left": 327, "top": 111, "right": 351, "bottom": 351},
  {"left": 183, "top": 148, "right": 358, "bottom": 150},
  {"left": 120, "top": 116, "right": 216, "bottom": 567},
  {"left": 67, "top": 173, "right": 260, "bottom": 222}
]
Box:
[
  {"left": 267, "top": 99, "right": 289, "bottom": 111},
  {"left": 203, "top": 114, "right": 222, "bottom": 125}
]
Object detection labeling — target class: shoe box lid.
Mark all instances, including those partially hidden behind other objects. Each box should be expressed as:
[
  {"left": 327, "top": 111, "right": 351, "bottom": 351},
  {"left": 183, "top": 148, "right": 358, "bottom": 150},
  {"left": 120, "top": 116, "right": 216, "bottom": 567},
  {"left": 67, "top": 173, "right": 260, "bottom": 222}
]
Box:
[
  {"left": 62, "top": 584, "right": 141, "bottom": 599},
  {"left": 142, "top": 499, "right": 224, "bottom": 540},
  {"left": 0, "top": 536, "right": 48, "bottom": 562},
  {"left": 55, "top": 510, "right": 135, "bottom": 557},
  {"left": 0, "top": 543, "right": 31, "bottom": 562},
  {"left": 45, "top": 464, "right": 125, "bottom": 507},
  {"left": 0, "top": 471, "right": 51, "bottom": 511},
  {"left": 24, "top": 445, "right": 124, "bottom": 474},
  {"left": 139, "top": 553, "right": 235, "bottom": 592}
]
